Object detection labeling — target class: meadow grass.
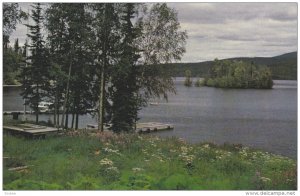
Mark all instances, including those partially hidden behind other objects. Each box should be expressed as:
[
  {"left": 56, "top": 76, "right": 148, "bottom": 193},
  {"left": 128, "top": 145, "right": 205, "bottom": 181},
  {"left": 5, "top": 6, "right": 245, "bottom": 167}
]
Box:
[{"left": 3, "top": 131, "right": 297, "bottom": 190}]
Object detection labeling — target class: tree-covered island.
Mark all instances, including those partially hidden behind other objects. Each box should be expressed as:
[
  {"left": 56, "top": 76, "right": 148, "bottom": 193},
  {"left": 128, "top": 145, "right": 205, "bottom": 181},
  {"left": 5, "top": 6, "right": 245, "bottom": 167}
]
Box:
[{"left": 201, "top": 59, "right": 274, "bottom": 89}]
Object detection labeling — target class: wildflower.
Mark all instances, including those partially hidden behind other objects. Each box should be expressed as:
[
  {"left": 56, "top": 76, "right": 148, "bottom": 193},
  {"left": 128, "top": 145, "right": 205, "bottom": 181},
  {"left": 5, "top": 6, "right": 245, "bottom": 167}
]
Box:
[
  {"left": 103, "top": 147, "right": 119, "bottom": 153},
  {"left": 151, "top": 143, "right": 157, "bottom": 147},
  {"left": 170, "top": 149, "right": 176, "bottom": 153},
  {"left": 181, "top": 146, "right": 189, "bottom": 153},
  {"left": 106, "top": 166, "right": 119, "bottom": 173},
  {"left": 203, "top": 144, "right": 210, "bottom": 149},
  {"left": 99, "top": 158, "right": 113, "bottom": 166},
  {"left": 260, "top": 177, "right": 271, "bottom": 183}
]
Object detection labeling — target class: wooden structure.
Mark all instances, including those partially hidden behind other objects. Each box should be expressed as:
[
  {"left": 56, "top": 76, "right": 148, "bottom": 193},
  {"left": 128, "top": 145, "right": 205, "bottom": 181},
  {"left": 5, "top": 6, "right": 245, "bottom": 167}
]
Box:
[
  {"left": 86, "top": 122, "right": 174, "bottom": 133},
  {"left": 135, "top": 122, "right": 174, "bottom": 133},
  {"left": 3, "top": 123, "right": 59, "bottom": 138}
]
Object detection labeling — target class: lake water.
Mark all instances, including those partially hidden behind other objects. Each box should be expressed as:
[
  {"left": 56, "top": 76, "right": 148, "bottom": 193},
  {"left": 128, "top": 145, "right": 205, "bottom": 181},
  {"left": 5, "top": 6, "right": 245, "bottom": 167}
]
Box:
[{"left": 2, "top": 79, "right": 297, "bottom": 158}]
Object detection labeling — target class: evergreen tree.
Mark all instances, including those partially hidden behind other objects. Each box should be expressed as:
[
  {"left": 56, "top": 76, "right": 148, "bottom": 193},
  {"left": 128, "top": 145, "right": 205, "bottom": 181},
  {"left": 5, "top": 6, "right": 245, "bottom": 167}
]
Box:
[
  {"left": 14, "top": 38, "right": 20, "bottom": 53},
  {"left": 21, "top": 3, "right": 49, "bottom": 123},
  {"left": 110, "top": 3, "right": 141, "bottom": 132}
]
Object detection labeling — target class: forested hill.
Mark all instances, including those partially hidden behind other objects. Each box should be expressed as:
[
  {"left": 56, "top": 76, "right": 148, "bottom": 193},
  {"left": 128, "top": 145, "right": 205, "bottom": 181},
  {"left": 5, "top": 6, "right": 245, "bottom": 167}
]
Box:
[{"left": 162, "top": 51, "right": 297, "bottom": 80}]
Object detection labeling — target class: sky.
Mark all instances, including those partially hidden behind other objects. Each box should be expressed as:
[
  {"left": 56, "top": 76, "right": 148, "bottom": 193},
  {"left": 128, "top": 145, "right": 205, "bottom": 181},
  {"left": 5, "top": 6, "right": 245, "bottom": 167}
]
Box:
[{"left": 9, "top": 2, "right": 298, "bottom": 63}]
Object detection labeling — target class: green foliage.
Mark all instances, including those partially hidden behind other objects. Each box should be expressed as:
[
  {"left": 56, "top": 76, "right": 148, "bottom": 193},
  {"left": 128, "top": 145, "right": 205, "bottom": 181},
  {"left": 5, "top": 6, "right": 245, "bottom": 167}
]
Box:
[
  {"left": 194, "top": 77, "right": 203, "bottom": 87},
  {"left": 3, "top": 47, "right": 24, "bottom": 85},
  {"left": 3, "top": 3, "right": 27, "bottom": 49},
  {"left": 125, "top": 173, "right": 153, "bottom": 190},
  {"left": 66, "top": 175, "right": 101, "bottom": 190},
  {"left": 4, "top": 179, "right": 63, "bottom": 190},
  {"left": 110, "top": 4, "right": 141, "bottom": 133},
  {"left": 203, "top": 60, "right": 274, "bottom": 89},
  {"left": 20, "top": 3, "right": 51, "bottom": 123},
  {"left": 3, "top": 132, "right": 297, "bottom": 190},
  {"left": 42, "top": 3, "right": 186, "bottom": 131},
  {"left": 159, "top": 174, "right": 194, "bottom": 190}
]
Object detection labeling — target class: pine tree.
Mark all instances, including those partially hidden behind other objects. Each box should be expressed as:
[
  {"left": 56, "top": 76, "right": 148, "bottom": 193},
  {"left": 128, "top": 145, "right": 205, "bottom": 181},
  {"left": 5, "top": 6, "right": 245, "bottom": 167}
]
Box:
[{"left": 21, "top": 3, "right": 49, "bottom": 123}]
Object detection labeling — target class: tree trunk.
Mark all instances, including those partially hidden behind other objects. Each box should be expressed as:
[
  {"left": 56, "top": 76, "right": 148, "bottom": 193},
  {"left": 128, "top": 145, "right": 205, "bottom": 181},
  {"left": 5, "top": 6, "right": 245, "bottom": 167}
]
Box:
[
  {"left": 75, "top": 113, "right": 79, "bottom": 130},
  {"left": 36, "top": 85, "right": 39, "bottom": 124},
  {"left": 65, "top": 108, "right": 69, "bottom": 129},
  {"left": 71, "top": 112, "right": 75, "bottom": 129},
  {"left": 57, "top": 110, "right": 60, "bottom": 128},
  {"left": 54, "top": 89, "right": 58, "bottom": 127},
  {"left": 98, "top": 4, "right": 108, "bottom": 132},
  {"left": 61, "top": 52, "right": 72, "bottom": 130}
]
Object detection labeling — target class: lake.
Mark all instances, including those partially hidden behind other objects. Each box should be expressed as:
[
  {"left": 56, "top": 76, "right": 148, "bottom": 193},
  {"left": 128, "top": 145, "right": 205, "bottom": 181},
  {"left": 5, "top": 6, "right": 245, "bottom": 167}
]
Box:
[{"left": 2, "top": 79, "right": 297, "bottom": 158}]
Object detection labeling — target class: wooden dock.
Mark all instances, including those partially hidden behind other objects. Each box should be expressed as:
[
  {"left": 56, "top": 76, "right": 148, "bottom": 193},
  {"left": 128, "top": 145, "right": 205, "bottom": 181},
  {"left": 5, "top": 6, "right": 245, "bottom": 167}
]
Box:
[
  {"left": 86, "top": 122, "right": 174, "bottom": 133},
  {"left": 3, "top": 123, "right": 59, "bottom": 138},
  {"left": 135, "top": 122, "right": 174, "bottom": 133}
]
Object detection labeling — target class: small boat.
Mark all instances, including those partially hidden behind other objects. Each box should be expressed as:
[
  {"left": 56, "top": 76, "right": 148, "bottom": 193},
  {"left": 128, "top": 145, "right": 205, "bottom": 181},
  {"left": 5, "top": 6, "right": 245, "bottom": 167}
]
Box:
[{"left": 38, "top": 101, "right": 53, "bottom": 113}]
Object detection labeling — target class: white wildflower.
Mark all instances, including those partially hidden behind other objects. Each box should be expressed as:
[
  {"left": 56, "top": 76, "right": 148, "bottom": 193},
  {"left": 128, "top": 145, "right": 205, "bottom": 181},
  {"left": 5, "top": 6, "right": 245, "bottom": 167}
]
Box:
[
  {"left": 99, "top": 158, "right": 113, "bottom": 166},
  {"left": 260, "top": 177, "right": 271, "bottom": 183}
]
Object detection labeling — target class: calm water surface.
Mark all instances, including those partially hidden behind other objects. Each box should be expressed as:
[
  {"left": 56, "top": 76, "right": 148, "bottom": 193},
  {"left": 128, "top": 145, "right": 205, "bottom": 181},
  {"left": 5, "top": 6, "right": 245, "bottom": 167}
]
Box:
[{"left": 3, "top": 79, "right": 297, "bottom": 158}]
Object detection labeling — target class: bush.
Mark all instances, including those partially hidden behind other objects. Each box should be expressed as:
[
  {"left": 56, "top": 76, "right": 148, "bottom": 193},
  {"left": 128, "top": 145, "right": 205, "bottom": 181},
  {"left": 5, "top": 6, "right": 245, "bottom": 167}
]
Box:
[{"left": 206, "top": 78, "right": 215, "bottom": 86}]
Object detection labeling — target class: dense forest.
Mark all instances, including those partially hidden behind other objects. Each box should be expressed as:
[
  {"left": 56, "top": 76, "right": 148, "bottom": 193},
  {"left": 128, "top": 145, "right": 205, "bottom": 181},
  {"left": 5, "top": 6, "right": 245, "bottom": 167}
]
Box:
[{"left": 162, "top": 51, "right": 297, "bottom": 80}]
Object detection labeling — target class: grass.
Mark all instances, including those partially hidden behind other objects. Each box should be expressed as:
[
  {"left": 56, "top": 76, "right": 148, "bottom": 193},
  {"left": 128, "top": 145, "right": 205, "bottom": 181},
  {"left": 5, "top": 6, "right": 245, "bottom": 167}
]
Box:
[{"left": 3, "top": 131, "right": 297, "bottom": 190}]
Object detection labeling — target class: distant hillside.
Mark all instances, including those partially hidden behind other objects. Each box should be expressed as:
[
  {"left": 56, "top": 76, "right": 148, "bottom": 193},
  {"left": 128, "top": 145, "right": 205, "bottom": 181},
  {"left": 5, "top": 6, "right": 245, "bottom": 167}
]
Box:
[{"left": 163, "top": 52, "right": 297, "bottom": 80}]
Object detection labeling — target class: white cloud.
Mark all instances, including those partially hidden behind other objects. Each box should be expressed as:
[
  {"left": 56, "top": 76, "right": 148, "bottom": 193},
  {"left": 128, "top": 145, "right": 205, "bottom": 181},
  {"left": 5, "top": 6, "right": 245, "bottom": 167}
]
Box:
[{"left": 168, "top": 2, "right": 297, "bottom": 62}]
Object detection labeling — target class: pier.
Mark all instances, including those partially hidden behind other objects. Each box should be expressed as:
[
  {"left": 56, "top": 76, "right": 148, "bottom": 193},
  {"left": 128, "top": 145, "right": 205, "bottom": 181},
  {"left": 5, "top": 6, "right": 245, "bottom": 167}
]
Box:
[
  {"left": 3, "top": 123, "right": 59, "bottom": 138},
  {"left": 86, "top": 122, "right": 174, "bottom": 133},
  {"left": 135, "top": 122, "right": 174, "bottom": 133}
]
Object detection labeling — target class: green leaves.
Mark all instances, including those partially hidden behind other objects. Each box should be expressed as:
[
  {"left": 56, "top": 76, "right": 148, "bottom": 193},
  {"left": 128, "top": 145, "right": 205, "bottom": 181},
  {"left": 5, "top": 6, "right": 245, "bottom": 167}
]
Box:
[{"left": 204, "top": 60, "right": 274, "bottom": 89}]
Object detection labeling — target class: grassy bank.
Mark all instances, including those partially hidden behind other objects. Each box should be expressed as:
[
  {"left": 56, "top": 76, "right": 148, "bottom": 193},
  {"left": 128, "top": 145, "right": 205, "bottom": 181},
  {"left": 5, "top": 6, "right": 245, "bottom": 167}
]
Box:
[{"left": 3, "top": 132, "right": 297, "bottom": 190}]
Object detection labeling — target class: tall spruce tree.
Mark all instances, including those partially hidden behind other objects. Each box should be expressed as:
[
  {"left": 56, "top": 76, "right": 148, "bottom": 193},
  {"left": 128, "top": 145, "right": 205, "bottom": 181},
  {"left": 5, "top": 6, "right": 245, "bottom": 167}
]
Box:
[
  {"left": 21, "top": 3, "right": 49, "bottom": 123},
  {"left": 110, "top": 3, "right": 141, "bottom": 132}
]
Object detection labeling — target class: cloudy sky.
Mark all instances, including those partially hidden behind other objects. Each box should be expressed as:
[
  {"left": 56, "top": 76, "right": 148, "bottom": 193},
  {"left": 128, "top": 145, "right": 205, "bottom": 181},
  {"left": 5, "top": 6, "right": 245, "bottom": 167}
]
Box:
[{"left": 10, "top": 2, "right": 298, "bottom": 62}]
